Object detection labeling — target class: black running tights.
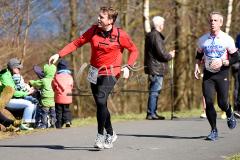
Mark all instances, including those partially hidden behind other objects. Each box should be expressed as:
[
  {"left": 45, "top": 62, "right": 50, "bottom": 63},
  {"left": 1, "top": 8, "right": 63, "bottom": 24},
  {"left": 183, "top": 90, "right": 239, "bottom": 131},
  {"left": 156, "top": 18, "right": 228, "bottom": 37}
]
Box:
[
  {"left": 203, "top": 69, "right": 232, "bottom": 130},
  {"left": 91, "top": 76, "right": 117, "bottom": 135}
]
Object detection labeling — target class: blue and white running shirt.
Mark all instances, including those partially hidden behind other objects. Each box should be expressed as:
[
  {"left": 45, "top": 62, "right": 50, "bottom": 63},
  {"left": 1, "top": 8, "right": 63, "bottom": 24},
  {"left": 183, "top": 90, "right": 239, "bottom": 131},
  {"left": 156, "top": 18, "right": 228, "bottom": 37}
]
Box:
[{"left": 197, "top": 30, "right": 237, "bottom": 73}]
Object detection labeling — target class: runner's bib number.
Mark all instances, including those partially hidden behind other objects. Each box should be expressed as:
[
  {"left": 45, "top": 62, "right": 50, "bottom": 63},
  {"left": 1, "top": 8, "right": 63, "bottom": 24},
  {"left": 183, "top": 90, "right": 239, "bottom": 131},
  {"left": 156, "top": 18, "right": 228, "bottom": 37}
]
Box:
[
  {"left": 205, "top": 57, "right": 222, "bottom": 73},
  {"left": 87, "top": 65, "right": 98, "bottom": 84}
]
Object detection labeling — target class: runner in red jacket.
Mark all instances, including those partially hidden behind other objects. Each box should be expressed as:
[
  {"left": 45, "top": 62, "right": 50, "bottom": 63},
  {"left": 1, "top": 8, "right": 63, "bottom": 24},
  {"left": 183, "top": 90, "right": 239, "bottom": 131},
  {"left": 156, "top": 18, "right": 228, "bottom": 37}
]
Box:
[
  {"left": 58, "top": 24, "right": 138, "bottom": 77},
  {"left": 49, "top": 6, "right": 139, "bottom": 149}
]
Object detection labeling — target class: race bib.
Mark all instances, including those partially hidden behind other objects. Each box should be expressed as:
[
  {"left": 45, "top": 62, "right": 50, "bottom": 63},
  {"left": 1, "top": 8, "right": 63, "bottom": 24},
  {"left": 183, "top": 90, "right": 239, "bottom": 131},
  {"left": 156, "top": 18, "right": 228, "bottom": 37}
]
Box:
[
  {"left": 205, "top": 57, "right": 221, "bottom": 73},
  {"left": 87, "top": 65, "right": 98, "bottom": 84}
]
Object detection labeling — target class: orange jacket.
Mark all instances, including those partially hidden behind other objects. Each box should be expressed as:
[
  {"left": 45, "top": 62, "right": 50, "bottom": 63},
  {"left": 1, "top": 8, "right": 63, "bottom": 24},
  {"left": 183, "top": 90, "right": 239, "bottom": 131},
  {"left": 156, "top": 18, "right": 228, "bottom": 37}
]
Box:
[{"left": 52, "top": 72, "right": 73, "bottom": 104}]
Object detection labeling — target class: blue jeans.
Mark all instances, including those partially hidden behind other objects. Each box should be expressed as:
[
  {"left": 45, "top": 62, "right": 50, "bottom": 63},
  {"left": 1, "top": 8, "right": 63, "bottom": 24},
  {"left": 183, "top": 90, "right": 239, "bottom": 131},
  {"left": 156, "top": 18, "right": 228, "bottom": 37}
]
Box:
[
  {"left": 147, "top": 75, "right": 163, "bottom": 116},
  {"left": 6, "top": 98, "right": 36, "bottom": 123},
  {"left": 24, "top": 96, "right": 39, "bottom": 105}
]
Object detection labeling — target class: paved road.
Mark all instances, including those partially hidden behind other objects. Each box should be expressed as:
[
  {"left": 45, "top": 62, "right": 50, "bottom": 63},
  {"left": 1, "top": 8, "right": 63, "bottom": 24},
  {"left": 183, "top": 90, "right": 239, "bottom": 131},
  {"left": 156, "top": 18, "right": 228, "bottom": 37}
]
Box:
[{"left": 0, "top": 118, "right": 239, "bottom": 160}]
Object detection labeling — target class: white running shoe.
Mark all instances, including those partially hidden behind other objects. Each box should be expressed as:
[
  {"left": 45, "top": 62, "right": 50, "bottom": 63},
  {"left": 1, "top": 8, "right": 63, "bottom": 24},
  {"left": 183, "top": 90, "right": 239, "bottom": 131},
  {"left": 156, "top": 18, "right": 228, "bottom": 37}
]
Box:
[
  {"left": 19, "top": 123, "right": 34, "bottom": 131},
  {"left": 200, "top": 112, "right": 206, "bottom": 118},
  {"left": 93, "top": 133, "right": 105, "bottom": 149},
  {"left": 112, "top": 131, "right": 118, "bottom": 143},
  {"left": 104, "top": 131, "right": 118, "bottom": 149}
]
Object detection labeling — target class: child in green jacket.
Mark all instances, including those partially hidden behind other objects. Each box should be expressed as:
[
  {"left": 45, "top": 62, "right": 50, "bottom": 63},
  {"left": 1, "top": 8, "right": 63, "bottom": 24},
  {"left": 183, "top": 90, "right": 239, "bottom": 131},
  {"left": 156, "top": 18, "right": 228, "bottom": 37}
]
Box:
[{"left": 30, "top": 64, "right": 56, "bottom": 129}]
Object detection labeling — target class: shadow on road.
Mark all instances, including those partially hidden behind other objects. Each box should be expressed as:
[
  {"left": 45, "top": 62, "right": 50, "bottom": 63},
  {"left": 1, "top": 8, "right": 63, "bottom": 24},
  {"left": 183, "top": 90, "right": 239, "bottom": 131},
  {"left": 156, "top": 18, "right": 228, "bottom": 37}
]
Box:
[
  {"left": 118, "top": 134, "right": 206, "bottom": 139},
  {"left": 0, "top": 145, "right": 102, "bottom": 151}
]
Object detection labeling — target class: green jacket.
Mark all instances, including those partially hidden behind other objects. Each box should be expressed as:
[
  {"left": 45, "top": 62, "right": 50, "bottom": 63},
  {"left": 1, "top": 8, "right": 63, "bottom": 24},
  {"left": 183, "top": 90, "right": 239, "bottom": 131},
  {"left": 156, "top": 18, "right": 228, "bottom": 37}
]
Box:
[
  {"left": 0, "top": 69, "right": 28, "bottom": 98},
  {"left": 30, "top": 64, "right": 56, "bottom": 107}
]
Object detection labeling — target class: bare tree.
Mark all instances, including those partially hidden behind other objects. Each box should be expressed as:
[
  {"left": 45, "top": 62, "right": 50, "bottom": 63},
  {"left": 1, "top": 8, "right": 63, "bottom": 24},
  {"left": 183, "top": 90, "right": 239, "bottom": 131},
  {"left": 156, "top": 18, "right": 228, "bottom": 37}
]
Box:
[
  {"left": 225, "top": 0, "right": 233, "bottom": 34},
  {"left": 69, "top": 0, "right": 83, "bottom": 117},
  {"left": 15, "top": 0, "right": 23, "bottom": 49},
  {"left": 21, "top": 0, "right": 30, "bottom": 64},
  {"left": 173, "top": 0, "right": 192, "bottom": 111},
  {"left": 143, "top": 0, "right": 150, "bottom": 34}
]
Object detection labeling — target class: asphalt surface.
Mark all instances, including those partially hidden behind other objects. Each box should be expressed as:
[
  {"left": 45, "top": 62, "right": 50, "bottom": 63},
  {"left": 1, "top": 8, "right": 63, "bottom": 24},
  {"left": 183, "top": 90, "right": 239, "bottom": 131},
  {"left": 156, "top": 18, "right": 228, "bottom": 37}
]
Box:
[{"left": 0, "top": 118, "right": 239, "bottom": 160}]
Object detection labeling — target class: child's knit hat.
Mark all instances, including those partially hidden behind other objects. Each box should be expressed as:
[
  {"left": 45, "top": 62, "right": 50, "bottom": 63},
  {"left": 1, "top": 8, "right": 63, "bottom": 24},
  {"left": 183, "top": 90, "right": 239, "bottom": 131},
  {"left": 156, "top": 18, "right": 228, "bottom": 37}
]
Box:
[
  {"left": 33, "top": 65, "right": 44, "bottom": 79},
  {"left": 57, "top": 59, "right": 69, "bottom": 71}
]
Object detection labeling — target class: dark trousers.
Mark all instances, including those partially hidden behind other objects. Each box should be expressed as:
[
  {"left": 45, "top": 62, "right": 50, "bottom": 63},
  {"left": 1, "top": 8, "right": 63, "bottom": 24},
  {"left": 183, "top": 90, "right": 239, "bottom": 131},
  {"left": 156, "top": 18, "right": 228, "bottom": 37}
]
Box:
[
  {"left": 55, "top": 103, "right": 72, "bottom": 128},
  {"left": 231, "top": 66, "right": 239, "bottom": 111},
  {"left": 236, "top": 66, "right": 240, "bottom": 112},
  {"left": 91, "top": 76, "right": 117, "bottom": 135},
  {"left": 36, "top": 107, "right": 56, "bottom": 128},
  {"left": 0, "top": 112, "right": 14, "bottom": 127},
  {"left": 203, "top": 69, "right": 232, "bottom": 130}
]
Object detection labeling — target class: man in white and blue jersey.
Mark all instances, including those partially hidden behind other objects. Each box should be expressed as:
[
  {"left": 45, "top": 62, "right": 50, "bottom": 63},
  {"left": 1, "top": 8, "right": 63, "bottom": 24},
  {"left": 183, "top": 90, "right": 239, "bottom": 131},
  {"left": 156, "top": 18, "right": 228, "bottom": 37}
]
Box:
[{"left": 194, "top": 11, "right": 239, "bottom": 141}]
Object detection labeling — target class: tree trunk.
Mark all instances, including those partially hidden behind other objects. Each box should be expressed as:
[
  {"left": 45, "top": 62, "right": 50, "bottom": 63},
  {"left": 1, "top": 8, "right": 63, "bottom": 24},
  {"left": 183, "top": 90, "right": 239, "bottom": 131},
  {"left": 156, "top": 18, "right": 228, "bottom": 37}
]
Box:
[
  {"left": 225, "top": 0, "right": 234, "bottom": 108},
  {"left": 21, "top": 0, "right": 30, "bottom": 64},
  {"left": 15, "top": 0, "right": 23, "bottom": 49},
  {"left": 173, "top": 0, "right": 191, "bottom": 111},
  {"left": 69, "top": 0, "right": 81, "bottom": 118},
  {"left": 225, "top": 0, "right": 233, "bottom": 34},
  {"left": 143, "top": 0, "right": 151, "bottom": 34},
  {"left": 120, "top": 0, "right": 129, "bottom": 114}
]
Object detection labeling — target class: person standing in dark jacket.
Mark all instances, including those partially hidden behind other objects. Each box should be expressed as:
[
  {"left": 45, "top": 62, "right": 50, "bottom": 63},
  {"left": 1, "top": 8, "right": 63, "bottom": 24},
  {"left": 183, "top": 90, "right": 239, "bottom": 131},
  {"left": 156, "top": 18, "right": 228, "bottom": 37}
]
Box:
[{"left": 144, "top": 16, "right": 175, "bottom": 120}]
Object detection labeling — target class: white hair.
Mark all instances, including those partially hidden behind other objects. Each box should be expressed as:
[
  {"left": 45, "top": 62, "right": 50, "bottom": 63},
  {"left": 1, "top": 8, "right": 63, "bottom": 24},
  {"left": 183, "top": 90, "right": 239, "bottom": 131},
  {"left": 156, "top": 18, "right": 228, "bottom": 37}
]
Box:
[
  {"left": 209, "top": 11, "right": 223, "bottom": 23},
  {"left": 152, "top": 16, "right": 165, "bottom": 28}
]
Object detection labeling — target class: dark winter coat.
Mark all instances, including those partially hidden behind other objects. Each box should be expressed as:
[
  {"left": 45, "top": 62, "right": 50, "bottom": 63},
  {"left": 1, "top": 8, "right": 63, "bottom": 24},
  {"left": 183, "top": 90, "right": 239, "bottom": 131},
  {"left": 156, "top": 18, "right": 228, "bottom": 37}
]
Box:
[{"left": 144, "top": 29, "right": 172, "bottom": 75}]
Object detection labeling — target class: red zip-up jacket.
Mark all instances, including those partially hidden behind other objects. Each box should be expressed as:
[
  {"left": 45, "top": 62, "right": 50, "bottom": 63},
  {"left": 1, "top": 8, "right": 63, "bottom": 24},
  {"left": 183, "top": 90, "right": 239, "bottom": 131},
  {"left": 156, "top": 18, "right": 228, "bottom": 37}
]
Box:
[
  {"left": 52, "top": 72, "right": 73, "bottom": 104},
  {"left": 58, "top": 25, "right": 138, "bottom": 76}
]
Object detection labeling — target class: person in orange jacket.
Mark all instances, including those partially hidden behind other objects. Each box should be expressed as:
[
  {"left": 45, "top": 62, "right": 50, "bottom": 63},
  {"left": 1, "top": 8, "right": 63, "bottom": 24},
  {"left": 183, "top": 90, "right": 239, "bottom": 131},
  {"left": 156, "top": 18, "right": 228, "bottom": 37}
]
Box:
[{"left": 52, "top": 59, "right": 73, "bottom": 128}]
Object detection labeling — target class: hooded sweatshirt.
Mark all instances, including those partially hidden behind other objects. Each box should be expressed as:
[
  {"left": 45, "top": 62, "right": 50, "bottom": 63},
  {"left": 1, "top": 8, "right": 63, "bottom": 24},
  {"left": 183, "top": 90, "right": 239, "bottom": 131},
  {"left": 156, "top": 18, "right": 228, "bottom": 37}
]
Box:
[
  {"left": 0, "top": 69, "right": 28, "bottom": 98},
  {"left": 29, "top": 64, "right": 56, "bottom": 107}
]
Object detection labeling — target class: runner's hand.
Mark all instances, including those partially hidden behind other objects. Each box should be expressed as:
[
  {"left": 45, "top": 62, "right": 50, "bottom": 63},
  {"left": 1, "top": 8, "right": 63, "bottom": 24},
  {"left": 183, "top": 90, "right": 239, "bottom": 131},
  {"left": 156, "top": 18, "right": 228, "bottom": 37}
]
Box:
[
  {"left": 210, "top": 58, "right": 222, "bottom": 70},
  {"left": 28, "top": 87, "right": 35, "bottom": 95},
  {"left": 121, "top": 66, "right": 130, "bottom": 79},
  {"left": 169, "top": 50, "right": 175, "bottom": 58},
  {"left": 49, "top": 54, "right": 59, "bottom": 64},
  {"left": 194, "top": 64, "right": 200, "bottom": 79}
]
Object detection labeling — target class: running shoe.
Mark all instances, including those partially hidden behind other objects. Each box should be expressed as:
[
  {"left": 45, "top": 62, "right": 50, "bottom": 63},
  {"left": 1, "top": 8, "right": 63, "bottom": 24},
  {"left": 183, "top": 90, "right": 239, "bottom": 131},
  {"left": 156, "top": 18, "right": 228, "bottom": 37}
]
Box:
[
  {"left": 146, "top": 114, "right": 165, "bottom": 120},
  {"left": 112, "top": 131, "right": 118, "bottom": 143},
  {"left": 227, "top": 113, "right": 237, "bottom": 129},
  {"left": 200, "top": 112, "right": 206, "bottom": 118},
  {"left": 20, "top": 123, "right": 34, "bottom": 131},
  {"left": 206, "top": 129, "right": 218, "bottom": 141},
  {"left": 93, "top": 133, "right": 105, "bottom": 149},
  {"left": 104, "top": 131, "right": 117, "bottom": 149},
  {"left": 65, "top": 122, "right": 71, "bottom": 128}
]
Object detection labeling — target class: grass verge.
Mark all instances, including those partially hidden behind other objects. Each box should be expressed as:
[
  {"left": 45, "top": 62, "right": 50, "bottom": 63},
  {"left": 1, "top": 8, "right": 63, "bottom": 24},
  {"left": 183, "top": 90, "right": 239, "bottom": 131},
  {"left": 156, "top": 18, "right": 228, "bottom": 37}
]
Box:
[{"left": 226, "top": 153, "right": 240, "bottom": 160}]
